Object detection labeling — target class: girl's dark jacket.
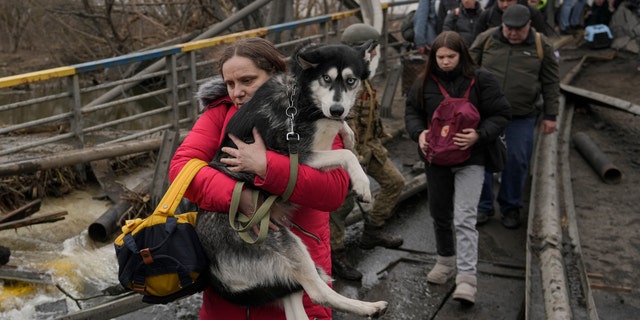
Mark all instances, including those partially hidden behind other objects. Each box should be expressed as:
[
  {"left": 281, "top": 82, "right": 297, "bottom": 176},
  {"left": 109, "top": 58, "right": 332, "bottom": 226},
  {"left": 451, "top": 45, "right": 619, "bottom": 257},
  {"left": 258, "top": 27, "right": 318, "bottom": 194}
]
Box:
[{"left": 405, "top": 66, "right": 511, "bottom": 167}]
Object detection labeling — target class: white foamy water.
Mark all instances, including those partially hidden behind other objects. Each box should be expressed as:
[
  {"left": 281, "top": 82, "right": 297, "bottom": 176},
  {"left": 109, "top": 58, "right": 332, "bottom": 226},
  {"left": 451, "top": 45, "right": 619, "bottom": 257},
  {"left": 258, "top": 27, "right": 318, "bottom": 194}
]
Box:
[{"left": 0, "top": 185, "right": 126, "bottom": 319}]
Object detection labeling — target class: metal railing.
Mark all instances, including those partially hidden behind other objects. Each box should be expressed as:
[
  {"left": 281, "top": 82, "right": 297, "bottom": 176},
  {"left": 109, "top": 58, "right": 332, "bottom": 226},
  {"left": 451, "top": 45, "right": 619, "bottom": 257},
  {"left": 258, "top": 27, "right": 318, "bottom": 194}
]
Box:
[{"left": 0, "top": 1, "right": 417, "bottom": 170}]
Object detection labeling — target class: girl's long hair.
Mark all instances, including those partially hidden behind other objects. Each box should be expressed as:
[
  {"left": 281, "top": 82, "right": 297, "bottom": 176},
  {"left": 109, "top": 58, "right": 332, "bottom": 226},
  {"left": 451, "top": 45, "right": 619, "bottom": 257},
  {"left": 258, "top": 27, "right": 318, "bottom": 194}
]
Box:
[{"left": 424, "top": 31, "right": 477, "bottom": 81}]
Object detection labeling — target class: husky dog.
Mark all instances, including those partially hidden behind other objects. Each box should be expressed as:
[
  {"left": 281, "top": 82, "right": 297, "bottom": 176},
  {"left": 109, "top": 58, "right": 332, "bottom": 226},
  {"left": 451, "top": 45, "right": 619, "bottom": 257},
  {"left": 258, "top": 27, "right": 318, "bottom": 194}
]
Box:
[{"left": 195, "top": 41, "right": 388, "bottom": 319}]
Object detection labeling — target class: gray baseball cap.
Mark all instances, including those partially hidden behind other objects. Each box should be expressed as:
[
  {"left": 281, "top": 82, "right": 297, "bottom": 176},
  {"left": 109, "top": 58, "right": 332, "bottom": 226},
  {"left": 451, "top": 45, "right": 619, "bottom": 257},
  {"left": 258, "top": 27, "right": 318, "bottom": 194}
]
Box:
[{"left": 502, "top": 4, "right": 531, "bottom": 28}]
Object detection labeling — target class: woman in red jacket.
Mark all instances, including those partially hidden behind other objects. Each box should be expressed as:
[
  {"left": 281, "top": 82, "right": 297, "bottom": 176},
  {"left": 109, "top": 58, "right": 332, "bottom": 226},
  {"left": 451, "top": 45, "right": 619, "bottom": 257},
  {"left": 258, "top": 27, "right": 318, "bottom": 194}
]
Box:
[{"left": 169, "top": 37, "right": 350, "bottom": 319}]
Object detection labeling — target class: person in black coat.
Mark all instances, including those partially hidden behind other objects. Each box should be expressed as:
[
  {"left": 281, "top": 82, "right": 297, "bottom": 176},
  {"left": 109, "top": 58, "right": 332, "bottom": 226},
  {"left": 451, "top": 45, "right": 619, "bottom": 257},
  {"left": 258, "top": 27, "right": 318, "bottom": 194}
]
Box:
[
  {"left": 405, "top": 31, "right": 511, "bottom": 305},
  {"left": 584, "top": 0, "right": 615, "bottom": 26},
  {"left": 437, "top": 0, "right": 461, "bottom": 34},
  {"left": 443, "top": 0, "right": 484, "bottom": 45}
]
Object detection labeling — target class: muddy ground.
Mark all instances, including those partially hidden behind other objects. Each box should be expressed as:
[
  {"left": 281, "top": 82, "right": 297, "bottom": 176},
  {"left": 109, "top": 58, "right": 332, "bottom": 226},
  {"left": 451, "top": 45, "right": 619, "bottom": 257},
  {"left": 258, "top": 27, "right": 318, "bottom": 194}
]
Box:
[{"left": 560, "top": 46, "right": 640, "bottom": 318}]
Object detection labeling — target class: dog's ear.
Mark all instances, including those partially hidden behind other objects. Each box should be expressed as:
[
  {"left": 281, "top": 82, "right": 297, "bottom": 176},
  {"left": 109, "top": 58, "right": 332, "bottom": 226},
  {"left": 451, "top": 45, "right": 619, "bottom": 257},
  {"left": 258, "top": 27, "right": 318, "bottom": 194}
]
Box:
[
  {"left": 355, "top": 40, "right": 379, "bottom": 80},
  {"left": 293, "top": 42, "right": 321, "bottom": 71},
  {"left": 356, "top": 40, "right": 378, "bottom": 64},
  {"left": 296, "top": 53, "right": 319, "bottom": 71}
]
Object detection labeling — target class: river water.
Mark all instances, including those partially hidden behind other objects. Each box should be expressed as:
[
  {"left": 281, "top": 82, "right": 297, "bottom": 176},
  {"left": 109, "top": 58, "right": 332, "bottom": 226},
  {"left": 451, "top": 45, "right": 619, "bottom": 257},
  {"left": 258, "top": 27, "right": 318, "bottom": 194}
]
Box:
[
  {"left": 0, "top": 167, "right": 155, "bottom": 319},
  {"left": 0, "top": 80, "right": 197, "bottom": 318}
]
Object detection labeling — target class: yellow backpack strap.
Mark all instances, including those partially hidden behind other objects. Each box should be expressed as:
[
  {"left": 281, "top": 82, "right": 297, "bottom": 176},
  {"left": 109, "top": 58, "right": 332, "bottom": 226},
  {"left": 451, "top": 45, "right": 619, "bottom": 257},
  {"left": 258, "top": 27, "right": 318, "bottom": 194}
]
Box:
[
  {"left": 535, "top": 32, "right": 544, "bottom": 62},
  {"left": 155, "top": 158, "right": 207, "bottom": 216},
  {"left": 479, "top": 32, "right": 493, "bottom": 66},
  {"left": 482, "top": 33, "right": 492, "bottom": 52}
]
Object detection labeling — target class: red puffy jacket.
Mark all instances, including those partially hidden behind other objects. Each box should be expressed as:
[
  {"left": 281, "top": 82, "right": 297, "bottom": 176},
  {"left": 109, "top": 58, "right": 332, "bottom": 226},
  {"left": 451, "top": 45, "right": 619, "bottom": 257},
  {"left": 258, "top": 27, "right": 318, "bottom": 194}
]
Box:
[{"left": 169, "top": 85, "right": 350, "bottom": 319}]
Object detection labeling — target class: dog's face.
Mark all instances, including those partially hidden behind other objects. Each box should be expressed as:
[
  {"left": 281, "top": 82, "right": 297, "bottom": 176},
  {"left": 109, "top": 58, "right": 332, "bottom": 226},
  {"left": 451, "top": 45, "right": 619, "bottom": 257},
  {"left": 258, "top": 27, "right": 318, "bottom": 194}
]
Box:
[{"left": 294, "top": 42, "right": 376, "bottom": 120}]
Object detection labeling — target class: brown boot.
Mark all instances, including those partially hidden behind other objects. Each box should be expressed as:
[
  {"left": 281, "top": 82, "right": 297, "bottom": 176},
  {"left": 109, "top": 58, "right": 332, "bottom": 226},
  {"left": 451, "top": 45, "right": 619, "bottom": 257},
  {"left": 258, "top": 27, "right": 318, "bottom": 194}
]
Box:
[
  {"left": 359, "top": 224, "right": 403, "bottom": 250},
  {"left": 331, "top": 249, "right": 363, "bottom": 281}
]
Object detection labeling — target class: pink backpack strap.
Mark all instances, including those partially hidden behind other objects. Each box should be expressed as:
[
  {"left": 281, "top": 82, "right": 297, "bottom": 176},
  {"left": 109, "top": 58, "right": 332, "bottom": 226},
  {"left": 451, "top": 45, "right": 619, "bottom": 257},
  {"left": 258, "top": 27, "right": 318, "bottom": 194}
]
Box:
[
  {"left": 431, "top": 75, "right": 476, "bottom": 99},
  {"left": 431, "top": 75, "right": 451, "bottom": 99}
]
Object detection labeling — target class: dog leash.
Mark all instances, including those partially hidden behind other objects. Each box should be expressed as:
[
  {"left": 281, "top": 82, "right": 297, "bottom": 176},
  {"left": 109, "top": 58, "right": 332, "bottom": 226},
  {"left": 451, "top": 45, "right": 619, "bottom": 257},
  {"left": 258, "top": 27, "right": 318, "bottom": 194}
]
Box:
[{"left": 228, "top": 83, "right": 299, "bottom": 244}]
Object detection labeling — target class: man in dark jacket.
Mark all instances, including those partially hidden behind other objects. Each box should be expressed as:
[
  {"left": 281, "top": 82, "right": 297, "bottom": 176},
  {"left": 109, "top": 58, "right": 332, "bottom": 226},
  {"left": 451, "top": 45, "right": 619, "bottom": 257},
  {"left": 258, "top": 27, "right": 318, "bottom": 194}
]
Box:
[
  {"left": 475, "top": 0, "right": 549, "bottom": 37},
  {"left": 469, "top": 4, "right": 559, "bottom": 228}
]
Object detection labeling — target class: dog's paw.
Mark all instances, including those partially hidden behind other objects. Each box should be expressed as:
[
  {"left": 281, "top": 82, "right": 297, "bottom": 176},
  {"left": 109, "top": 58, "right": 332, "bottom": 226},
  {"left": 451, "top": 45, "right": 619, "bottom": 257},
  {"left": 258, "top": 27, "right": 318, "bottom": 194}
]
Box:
[
  {"left": 365, "top": 300, "right": 388, "bottom": 319},
  {"left": 352, "top": 178, "right": 372, "bottom": 203},
  {"left": 339, "top": 122, "right": 356, "bottom": 151}
]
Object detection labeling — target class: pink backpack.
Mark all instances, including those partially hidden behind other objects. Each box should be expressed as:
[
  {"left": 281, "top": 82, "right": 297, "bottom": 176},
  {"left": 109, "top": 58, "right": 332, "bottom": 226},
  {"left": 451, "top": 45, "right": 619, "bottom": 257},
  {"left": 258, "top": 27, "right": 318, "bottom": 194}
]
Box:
[{"left": 424, "top": 77, "right": 480, "bottom": 166}]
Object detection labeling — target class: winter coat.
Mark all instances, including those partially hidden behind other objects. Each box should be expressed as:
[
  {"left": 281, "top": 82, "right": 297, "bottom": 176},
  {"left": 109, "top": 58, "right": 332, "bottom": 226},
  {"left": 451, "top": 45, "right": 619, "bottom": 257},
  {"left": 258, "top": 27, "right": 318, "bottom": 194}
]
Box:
[
  {"left": 443, "top": 2, "right": 483, "bottom": 46},
  {"left": 169, "top": 77, "right": 350, "bottom": 319},
  {"left": 436, "top": 0, "right": 461, "bottom": 34},
  {"left": 405, "top": 67, "right": 511, "bottom": 167},
  {"left": 469, "top": 26, "right": 560, "bottom": 118}
]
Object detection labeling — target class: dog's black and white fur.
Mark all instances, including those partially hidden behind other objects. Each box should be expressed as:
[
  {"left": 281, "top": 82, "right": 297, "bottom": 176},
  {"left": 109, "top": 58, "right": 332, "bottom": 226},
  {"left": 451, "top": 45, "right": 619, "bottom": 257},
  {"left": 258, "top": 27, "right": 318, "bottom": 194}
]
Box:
[{"left": 194, "top": 41, "right": 387, "bottom": 319}]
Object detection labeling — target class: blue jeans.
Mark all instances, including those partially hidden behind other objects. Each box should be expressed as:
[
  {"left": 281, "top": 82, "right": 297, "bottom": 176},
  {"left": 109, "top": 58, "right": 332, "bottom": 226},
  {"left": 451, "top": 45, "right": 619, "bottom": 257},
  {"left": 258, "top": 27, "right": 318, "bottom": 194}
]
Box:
[
  {"left": 558, "top": 0, "right": 586, "bottom": 30},
  {"left": 478, "top": 116, "right": 536, "bottom": 215}
]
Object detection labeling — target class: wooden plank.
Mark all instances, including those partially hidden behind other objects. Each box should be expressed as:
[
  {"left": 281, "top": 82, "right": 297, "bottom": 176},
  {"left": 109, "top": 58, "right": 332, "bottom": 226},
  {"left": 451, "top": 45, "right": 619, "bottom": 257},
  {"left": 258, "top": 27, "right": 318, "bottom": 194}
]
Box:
[
  {"left": 150, "top": 130, "right": 181, "bottom": 207},
  {"left": 0, "top": 265, "right": 53, "bottom": 284},
  {"left": 54, "top": 293, "right": 149, "bottom": 320},
  {"left": 380, "top": 63, "right": 402, "bottom": 118},
  {"left": 0, "top": 199, "right": 41, "bottom": 223},
  {"left": 560, "top": 83, "right": 640, "bottom": 116},
  {"left": 590, "top": 283, "right": 632, "bottom": 293},
  {"left": 90, "top": 159, "right": 126, "bottom": 203},
  {"left": 0, "top": 210, "right": 67, "bottom": 231}
]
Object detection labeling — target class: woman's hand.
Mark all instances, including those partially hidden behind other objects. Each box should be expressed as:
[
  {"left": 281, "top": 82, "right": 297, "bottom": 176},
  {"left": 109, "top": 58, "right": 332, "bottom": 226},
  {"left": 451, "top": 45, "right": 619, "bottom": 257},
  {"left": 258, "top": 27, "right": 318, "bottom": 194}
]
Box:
[
  {"left": 237, "top": 188, "right": 281, "bottom": 233},
  {"left": 453, "top": 128, "right": 479, "bottom": 150},
  {"left": 220, "top": 128, "right": 268, "bottom": 179},
  {"left": 418, "top": 129, "right": 429, "bottom": 153}
]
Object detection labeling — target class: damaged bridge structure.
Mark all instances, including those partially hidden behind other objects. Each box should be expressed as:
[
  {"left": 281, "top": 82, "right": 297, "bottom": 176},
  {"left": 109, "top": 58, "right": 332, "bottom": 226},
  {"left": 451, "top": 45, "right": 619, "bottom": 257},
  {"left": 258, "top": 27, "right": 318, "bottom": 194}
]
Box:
[{"left": 1, "top": 1, "right": 639, "bottom": 319}]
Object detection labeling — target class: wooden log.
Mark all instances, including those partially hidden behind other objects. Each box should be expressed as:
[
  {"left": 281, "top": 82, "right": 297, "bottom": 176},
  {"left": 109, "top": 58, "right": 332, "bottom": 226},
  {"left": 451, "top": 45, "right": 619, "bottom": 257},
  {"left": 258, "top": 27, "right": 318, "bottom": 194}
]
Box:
[
  {"left": 0, "top": 138, "right": 164, "bottom": 177},
  {"left": 0, "top": 265, "right": 53, "bottom": 284},
  {"left": 560, "top": 84, "right": 640, "bottom": 116},
  {"left": 51, "top": 293, "right": 149, "bottom": 320},
  {"left": 0, "top": 199, "right": 41, "bottom": 223},
  {"left": 590, "top": 283, "right": 632, "bottom": 293},
  {"left": 149, "top": 130, "right": 181, "bottom": 208},
  {"left": 587, "top": 272, "right": 604, "bottom": 279},
  {"left": 90, "top": 159, "right": 126, "bottom": 203},
  {"left": 0, "top": 210, "right": 67, "bottom": 231},
  {"left": 561, "top": 51, "right": 617, "bottom": 85}
]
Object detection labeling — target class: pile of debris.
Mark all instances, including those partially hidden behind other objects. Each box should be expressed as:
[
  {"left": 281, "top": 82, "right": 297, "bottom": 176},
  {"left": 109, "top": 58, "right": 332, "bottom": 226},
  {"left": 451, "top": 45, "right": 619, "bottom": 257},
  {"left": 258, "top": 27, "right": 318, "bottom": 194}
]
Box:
[
  {"left": 611, "top": 1, "right": 640, "bottom": 54},
  {"left": 0, "top": 168, "right": 79, "bottom": 231}
]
